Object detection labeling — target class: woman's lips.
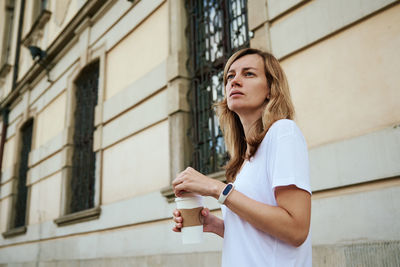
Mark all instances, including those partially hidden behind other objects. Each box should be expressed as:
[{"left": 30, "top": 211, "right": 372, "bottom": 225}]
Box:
[{"left": 229, "top": 90, "right": 244, "bottom": 97}]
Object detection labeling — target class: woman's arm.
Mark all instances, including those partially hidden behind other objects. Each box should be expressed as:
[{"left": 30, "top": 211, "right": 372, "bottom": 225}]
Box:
[
  {"left": 224, "top": 185, "right": 311, "bottom": 247},
  {"left": 172, "top": 167, "right": 311, "bottom": 247}
]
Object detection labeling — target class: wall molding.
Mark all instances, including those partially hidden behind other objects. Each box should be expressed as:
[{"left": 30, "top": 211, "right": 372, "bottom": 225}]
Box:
[
  {"left": 270, "top": 0, "right": 398, "bottom": 59},
  {"left": 102, "top": 60, "right": 167, "bottom": 124},
  {"left": 310, "top": 125, "right": 400, "bottom": 191}
]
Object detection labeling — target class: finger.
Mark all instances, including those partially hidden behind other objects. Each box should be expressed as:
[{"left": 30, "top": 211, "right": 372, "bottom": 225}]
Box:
[
  {"left": 173, "top": 210, "right": 181, "bottom": 217},
  {"left": 201, "top": 208, "right": 210, "bottom": 217},
  {"left": 174, "top": 189, "right": 185, "bottom": 198},
  {"left": 174, "top": 183, "right": 187, "bottom": 193},
  {"left": 172, "top": 226, "right": 182, "bottom": 232},
  {"left": 172, "top": 171, "right": 186, "bottom": 186},
  {"left": 173, "top": 217, "right": 182, "bottom": 223},
  {"left": 185, "top": 166, "right": 195, "bottom": 172},
  {"left": 172, "top": 177, "right": 181, "bottom": 187}
]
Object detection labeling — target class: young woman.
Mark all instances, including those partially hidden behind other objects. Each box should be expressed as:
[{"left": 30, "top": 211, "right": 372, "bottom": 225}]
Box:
[{"left": 172, "top": 48, "right": 312, "bottom": 267}]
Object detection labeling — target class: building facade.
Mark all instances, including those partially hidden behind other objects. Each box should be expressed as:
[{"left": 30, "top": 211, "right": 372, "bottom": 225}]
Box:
[{"left": 0, "top": 0, "right": 399, "bottom": 266}]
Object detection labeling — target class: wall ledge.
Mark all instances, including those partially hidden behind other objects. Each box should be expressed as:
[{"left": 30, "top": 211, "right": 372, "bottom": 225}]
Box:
[
  {"left": 2, "top": 226, "right": 27, "bottom": 239},
  {"left": 54, "top": 207, "right": 101, "bottom": 227}
]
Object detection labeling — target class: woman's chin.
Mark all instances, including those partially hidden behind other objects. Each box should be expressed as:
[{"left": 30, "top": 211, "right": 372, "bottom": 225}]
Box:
[
  {"left": 227, "top": 103, "right": 244, "bottom": 113},
  {"left": 228, "top": 104, "right": 248, "bottom": 114}
]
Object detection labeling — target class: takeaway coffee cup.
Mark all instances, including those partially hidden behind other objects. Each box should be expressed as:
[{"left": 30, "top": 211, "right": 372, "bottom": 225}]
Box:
[{"left": 175, "top": 195, "right": 204, "bottom": 244}]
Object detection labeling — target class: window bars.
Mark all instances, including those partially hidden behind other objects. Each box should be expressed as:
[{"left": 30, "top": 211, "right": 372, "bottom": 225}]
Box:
[
  {"left": 70, "top": 61, "right": 99, "bottom": 213},
  {"left": 186, "top": 0, "right": 250, "bottom": 174}
]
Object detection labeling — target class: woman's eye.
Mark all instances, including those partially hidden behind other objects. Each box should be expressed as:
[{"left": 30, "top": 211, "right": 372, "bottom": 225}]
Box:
[
  {"left": 245, "top": 72, "right": 254, "bottom": 77},
  {"left": 227, "top": 74, "right": 235, "bottom": 80}
]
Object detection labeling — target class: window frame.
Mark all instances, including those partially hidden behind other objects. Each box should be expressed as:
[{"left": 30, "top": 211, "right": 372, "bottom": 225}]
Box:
[
  {"left": 55, "top": 44, "right": 106, "bottom": 226},
  {"left": 186, "top": 0, "right": 250, "bottom": 175},
  {"left": 2, "top": 117, "right": 34, "bottom": 238}
]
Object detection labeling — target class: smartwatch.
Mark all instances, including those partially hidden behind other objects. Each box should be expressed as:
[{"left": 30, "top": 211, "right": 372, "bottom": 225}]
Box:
[{"left": 218, "top": 183, "right": 235, "bottom": 204}]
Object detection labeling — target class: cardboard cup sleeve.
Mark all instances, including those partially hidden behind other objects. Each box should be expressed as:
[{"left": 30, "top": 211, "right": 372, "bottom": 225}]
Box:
[{"left": 179, "top": 207, "right": 203, "bottom": 227}]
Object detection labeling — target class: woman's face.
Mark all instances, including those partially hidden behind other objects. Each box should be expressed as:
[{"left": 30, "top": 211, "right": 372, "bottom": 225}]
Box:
[{"left": 225, "top": 54, "right": 269, "bottom": 117}]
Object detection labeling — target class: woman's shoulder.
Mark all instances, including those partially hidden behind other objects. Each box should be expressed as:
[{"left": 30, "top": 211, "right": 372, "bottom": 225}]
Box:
[
  {"left": 268, "top": 119, "right": 299, "bottom": 138},
  {"left": 257, "top": 120, "right": 305, "bottom": 157},
  {"left": 260, "top": 120, "right": 306, "bottom": 149}
]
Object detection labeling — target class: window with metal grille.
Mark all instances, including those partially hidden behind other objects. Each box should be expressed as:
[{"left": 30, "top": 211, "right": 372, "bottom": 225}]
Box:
[
  {"left": 69, "top": 61, "right": 99, "bottom": 214},
  {"left": 186, "top": 0, "right": 250, "bottom": 174},
  {"left": 12, "top": 119, "right": 33, "bottom": 229}
]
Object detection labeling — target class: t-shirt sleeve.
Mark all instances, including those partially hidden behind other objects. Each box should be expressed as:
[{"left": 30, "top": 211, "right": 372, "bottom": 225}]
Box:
[{"left": 268, "top": 123, "right": 311, "bottom": 195}]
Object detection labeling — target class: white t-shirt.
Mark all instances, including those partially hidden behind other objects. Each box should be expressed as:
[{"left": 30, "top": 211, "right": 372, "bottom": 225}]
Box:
[{"left": 221, "top": 119, "right": 312, "bottom": 267}]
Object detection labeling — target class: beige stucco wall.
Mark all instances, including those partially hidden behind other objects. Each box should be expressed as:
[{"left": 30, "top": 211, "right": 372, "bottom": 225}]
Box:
[
  {"left": 105, "top": 2, "right": 168, "bottom": 100},
  {"left": 28, "top": 171, "right": 62, "bottom": 225},
  {"left": 2, "top": 136, "right": 16, "bottom": 170},
  {"left": 34, "top": 92, "right": 66, "bottom": 149},
  {"left": 281, "top": 4, "right": 400, "bottom": 148},
  {"left": 102, "top": 120, "right": 169, "bottom": 204},
  {"left": 0, "top": 197, "right": 11, "bottom": 233}
]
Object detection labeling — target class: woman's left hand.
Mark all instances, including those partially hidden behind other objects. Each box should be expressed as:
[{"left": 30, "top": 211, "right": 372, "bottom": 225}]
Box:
[{"left": 172, "top": 167, "right": 225, "bottom": 198}]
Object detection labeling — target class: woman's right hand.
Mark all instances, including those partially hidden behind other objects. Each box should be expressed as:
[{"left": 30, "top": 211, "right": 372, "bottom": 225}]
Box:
[
  {"left": 172, "top": 208, "right": 224, "bottom": 237},
  {"left": 172, "top": 209, "right": 183, "bottom": 232}
]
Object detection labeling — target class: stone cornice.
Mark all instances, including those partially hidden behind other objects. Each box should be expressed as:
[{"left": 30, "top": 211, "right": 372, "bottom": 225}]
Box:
[
  {"left": 22, "top": 9, "right": 52, "bottom": 47},
  {"left": 0, "top": 0, "right": 107, "bottom": 109}
]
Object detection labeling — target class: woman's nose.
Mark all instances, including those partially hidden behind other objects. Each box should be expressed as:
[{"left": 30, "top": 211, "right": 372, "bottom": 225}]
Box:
[{"left": 231, "top": 75, "right": 242, "bottom": 87}]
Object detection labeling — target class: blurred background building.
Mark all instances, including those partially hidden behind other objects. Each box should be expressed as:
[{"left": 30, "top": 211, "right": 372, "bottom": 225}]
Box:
[{"left": 0, "top": 0, "right": 399, "bottom": 266}]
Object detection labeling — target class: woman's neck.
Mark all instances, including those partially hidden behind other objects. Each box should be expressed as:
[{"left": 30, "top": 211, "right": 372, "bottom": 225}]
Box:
[{"left": 239, "top": 111, "right": 262, "bottom": 140}]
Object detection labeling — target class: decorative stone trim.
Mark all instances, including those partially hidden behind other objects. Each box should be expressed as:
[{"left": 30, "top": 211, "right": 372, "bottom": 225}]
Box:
[
  {"left": 22, "top": 10, "right": 52, "bottom": 47},
  {"left": 54, "top": 207, "right": 101, "bottom": 227},
  {"left": 2, "top": 226, "right": 27, "bottom": 238},
  {"left": 0, "top": 63, "right": 12, "bottom": 78}
]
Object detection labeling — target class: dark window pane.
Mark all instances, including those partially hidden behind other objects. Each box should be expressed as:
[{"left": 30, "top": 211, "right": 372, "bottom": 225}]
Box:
[
  {"left": 13, "top": 119, "right": 33, "bottom": 228},
  {"left": 70, "top": 61, "right": 99, "bottom": 213}
]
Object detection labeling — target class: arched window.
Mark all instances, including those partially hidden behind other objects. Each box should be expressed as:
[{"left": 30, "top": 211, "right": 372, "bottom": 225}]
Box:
[
  {"left": 12, "top": 119, "right": 33, "bottom": 229},
  {"left": 68, "top": 60, "right": 99, "bottom": 214}
]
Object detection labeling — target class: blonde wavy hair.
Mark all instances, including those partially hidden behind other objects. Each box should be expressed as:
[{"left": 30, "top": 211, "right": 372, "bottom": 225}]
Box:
[{"left": 215, "top": 48, "right": 295, "bottom": 182}]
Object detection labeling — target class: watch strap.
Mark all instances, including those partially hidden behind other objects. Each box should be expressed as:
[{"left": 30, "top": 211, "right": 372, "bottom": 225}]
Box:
[{"left": 218, "top": 183, "right": 235, "bottom": 204}]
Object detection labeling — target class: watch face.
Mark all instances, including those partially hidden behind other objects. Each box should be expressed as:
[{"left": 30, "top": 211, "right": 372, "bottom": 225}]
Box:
[{"left": 223, "top": 184, "right": 233, "bottom": 195}]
